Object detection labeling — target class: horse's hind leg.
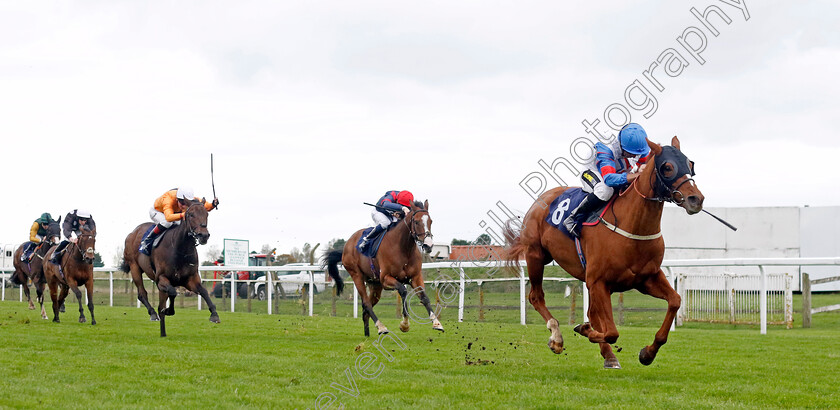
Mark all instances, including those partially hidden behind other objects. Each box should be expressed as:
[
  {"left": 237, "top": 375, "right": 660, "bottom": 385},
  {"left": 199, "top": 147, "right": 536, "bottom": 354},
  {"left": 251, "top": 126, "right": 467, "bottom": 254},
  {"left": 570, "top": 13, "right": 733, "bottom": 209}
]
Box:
[
  {"left": 186, "top": 275, "right": 220, "bottom": 323},
  {"left": 636, "top": 270, "right": 680, "bottom": 366},
  {"left": 84, "top": 280, "right": 96, "bottom": 325},
  {"left": 22, "top": 278, "right": 35, "bottom": 310},
  {"left": 157, "top": 288, "right": 169, "bottom": 337},
  {"left": 350, "top": 271, "right": 386, "bottom": 336},
  {"left": 130, "top": 265, "right": 158, "bottom": 321},
  {"left": 34, "top": 280, "right": 48, "bottom": 319},
  {"left": 525, "top": 252, "right": 563, "bottom": 354},
  {"left": 367, "top": 284, "right": 386, "bottom": 334}
]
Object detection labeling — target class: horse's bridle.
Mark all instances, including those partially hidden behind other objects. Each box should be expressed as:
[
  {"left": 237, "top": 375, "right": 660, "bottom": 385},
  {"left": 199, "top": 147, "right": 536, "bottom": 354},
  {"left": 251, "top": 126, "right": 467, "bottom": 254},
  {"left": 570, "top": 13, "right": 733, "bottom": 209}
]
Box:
[
  {"left": 182, "top": 203, "right": 204, "bottom": 245},
  {"left": 628, "top": 147, "right": 696, "bottom": 205},
  {"left": 72, "top": 232, "right": 96, "bottom": 263},
  {"left": 403, "top": 208, "right": 433, "bottom": 245}
]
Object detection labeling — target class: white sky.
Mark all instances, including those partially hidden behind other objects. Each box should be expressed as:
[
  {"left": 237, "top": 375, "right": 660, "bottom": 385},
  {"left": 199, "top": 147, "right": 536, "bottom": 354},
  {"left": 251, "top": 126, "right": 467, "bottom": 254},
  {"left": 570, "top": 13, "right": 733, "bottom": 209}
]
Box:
[{"left": 2, "top": 1, "right": 839, "bottom": 266}]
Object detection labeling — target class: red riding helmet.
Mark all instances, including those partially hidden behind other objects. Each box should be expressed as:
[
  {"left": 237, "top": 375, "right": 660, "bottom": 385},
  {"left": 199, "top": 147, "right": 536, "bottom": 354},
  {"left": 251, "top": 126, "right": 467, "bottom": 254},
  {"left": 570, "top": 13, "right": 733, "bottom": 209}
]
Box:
[{"left": 396, "top": 191, "right": 414, "bottom": 207}]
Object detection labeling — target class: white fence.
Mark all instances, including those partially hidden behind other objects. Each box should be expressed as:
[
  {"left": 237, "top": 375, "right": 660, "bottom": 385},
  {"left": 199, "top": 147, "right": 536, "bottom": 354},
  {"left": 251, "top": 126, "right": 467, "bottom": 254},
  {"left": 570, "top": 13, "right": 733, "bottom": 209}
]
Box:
[
  {"left": 677, "top": 272, "right": 793, "bottom": 328},
  {"left": 2, "top": 257, "right": 839, "bottom": 334}
]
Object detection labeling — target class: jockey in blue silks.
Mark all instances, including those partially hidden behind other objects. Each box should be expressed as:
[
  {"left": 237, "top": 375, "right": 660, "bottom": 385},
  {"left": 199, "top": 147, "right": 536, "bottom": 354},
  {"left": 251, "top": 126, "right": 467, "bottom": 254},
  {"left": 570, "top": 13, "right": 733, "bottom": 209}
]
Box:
[
  {"left": 563, "top": 123, "right": 651, "bottom": 237},
  {"left": 359, "top": 190, "right": 414, "bottom": 252}
]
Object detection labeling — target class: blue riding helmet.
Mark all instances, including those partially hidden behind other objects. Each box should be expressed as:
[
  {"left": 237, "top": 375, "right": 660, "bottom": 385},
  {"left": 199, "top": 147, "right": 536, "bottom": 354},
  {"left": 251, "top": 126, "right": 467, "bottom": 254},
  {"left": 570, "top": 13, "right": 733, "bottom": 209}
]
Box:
[{"left": 619, "top": 123, "right": 650, "bottom": 156}]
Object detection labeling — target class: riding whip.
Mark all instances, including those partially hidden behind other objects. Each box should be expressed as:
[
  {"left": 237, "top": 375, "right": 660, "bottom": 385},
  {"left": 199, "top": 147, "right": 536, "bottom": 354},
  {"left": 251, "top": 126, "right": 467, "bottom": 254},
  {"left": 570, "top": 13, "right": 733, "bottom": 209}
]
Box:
[
  {"left": 211, "top": 153, "right": 218, "bottom": 209},
  {"left": 702, "top": 209, "right": 737, "bottom": 231}
]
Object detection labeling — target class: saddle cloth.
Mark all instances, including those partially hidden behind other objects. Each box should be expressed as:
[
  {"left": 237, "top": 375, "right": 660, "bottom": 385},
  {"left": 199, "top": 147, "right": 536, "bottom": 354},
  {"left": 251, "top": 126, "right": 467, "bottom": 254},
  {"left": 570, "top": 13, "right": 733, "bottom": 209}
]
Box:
[
  {"left": 356, "top": 222, "right": 398, "bottom": 259},
  {"left": 544, "top": 188, "right": 611, "bottom": 239}
]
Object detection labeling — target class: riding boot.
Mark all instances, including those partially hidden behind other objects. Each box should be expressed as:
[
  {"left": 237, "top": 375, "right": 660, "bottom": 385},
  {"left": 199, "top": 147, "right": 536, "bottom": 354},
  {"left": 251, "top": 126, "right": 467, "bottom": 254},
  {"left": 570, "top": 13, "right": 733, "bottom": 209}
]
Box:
[
  {"left": 49, "top": 240, "right": 68, "bottom": 265},
  {"left": 563, "top": 193, "right": 607, "bottom": 237},
  {"left": 139, "top": 224, "right": 166, "bottom": 255},
  {"left": 359, "top": 225, "right": 385, "bottom": 252}
]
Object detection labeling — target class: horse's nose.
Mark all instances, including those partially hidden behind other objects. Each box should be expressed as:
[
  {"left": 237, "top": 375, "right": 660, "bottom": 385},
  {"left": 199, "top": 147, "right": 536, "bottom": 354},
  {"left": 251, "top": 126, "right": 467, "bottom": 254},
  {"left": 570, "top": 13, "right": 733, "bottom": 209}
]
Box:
[{"left": 686, "top": 195, "right": 704, "bottom": 214}]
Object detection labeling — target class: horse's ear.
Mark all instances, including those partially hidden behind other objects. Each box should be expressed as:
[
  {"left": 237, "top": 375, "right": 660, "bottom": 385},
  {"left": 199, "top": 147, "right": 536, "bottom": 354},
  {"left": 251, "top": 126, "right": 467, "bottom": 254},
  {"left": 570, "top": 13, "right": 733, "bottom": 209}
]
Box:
[
  {"left": 201, "top": 197, "right": 207, "bottom": 204},
  {"left": 424, "top": 199, "right": 429, "bottom": 211},
  {"left": 646, "top": 138, "right": 662, "bottom": 156},
  {"left": 671, "top": 135, "right": 681, "bottom": 150},
  {"left": 57, "top": 216, "right": 61, "bottom": 224}
]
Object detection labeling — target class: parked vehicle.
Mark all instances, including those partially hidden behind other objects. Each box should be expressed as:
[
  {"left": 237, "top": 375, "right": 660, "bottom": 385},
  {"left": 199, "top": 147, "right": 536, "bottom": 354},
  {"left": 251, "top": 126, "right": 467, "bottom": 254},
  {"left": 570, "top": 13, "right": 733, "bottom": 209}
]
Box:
[{"left": 267, "top": 263, "right": 328, "bottom": 298}]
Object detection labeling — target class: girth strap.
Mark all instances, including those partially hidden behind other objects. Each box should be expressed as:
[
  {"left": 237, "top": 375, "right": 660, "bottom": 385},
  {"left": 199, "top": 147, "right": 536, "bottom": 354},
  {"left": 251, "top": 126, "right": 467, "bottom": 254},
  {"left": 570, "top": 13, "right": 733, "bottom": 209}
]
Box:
[{"left": 599, "top": 218, "right": 662, "bottom": 241}]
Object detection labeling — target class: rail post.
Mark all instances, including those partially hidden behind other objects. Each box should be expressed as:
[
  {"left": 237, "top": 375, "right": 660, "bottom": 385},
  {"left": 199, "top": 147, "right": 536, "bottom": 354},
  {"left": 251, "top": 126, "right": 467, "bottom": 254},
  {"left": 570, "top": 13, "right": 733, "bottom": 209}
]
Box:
[
  {"left": 519, "top": 267, "right": 526, "bottom": 325},
  {"left": 759, "top": 265, "right": 767, "bottom": 335},
  {"left": 458, "top": 267, "right": 465, "bottom": 323},
  {"left": 109, "top": 271, "right": 114, "bottom": 307},
  {"left": 802, "top": 272, "right": 811, "bottom": 328},
  {"left": 478, "top": 281, "right": 485, "bottom": 322}
]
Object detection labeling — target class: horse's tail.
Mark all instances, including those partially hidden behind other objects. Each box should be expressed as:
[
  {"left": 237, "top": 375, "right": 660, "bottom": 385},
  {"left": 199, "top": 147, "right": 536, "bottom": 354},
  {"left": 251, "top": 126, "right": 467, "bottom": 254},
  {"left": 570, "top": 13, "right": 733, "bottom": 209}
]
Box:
[
  {"left": 10, "top": 271, "right": 22, "bottom": 285},
  {"left": 500, "top": 218, "right": 524, "bottom": 272},
  {"left": 119, "top": 258, "right": 130, "bottom": 274},
  {"left": 320, "top": 250, "right": 345, "bottom": 296}
]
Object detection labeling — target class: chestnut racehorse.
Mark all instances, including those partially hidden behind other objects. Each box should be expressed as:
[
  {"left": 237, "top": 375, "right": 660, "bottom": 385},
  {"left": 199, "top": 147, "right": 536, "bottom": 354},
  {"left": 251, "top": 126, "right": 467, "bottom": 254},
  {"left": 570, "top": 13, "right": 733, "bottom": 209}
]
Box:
[
  {"left": 43, "top": 225, "right": 97, "bottom": 324},
  {"left": 10, "top": 218, "right": 61, "bottom": 318},
  {"left": 322, "top": 200, "right": 443, "bottom": 337},
  {"left": 503, "top": 137, "right": 703, "bottom": 368},
  {"left": 121, "top": 199, "right": 220, "bottom": 337}
]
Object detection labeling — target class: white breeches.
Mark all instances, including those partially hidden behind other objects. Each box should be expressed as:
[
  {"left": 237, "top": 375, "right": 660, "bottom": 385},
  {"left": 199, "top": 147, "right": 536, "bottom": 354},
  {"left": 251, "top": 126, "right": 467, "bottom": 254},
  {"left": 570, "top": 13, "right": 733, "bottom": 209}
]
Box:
[
  {"left": 371, "top": 209, "right": 397, "bottom": 228},
  {"left": 150, "top": 207, "right": 181, "bottom": 228},
  {"left": 580, "top": 168, "right": 615, "bottom": 201}
]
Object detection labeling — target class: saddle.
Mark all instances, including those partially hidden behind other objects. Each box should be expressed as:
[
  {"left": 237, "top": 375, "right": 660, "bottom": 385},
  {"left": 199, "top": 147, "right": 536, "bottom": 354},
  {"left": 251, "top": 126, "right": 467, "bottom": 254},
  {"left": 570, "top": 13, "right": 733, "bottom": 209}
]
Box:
[
  {"left": 356, "top": 221, "right": 397, "bottom": 259},
  {"left": 545, "top": 188, "right": 612, "bottom": 240},
  {"left": 142, "top": 225, "right": 172, "bottom": 251}
]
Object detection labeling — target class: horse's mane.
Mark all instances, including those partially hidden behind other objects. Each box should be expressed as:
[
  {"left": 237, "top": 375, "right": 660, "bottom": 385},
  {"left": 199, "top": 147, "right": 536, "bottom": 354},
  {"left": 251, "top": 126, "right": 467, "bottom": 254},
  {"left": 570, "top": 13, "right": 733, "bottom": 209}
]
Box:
[{"left": 413, "top": 200, "right": 425, "bottom": 210}]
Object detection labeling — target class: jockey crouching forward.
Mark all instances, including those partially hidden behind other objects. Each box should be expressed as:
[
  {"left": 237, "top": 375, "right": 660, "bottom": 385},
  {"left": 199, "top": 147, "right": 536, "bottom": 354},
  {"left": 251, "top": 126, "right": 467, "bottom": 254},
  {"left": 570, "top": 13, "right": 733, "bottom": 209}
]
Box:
[
  {"left": 22, "top": 213, "right": 56, "bottom": 262},
  {"left": 359, "top": 190, "right": 414, "bottom": 253},
  {"left": 138, "top": 187, "right": 219, "bottom": 255},
  {"left": 563, "top": 123, "right": 651, "bottom": 237},
  {"left": 49, "top": 209, "right": 96, "bottom": 265}
]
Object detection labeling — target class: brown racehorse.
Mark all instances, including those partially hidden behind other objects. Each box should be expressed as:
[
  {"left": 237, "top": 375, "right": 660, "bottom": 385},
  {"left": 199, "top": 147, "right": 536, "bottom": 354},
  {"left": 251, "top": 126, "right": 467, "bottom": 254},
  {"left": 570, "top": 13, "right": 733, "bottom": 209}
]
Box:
[
  {"left": 121, "top": 199, "right": 220, "bottom": 337},
  {"left": 43, "top": 225, "right": 97, "bottom": 324},
  {"left": 502, "top": 137, "right": 704, "bottom": 369},
  {"left": 323, "top": 200, "right": 443, "bottom": 337},
  {"left": 10, "top": 218, "right": 61, "bottom": 318}
]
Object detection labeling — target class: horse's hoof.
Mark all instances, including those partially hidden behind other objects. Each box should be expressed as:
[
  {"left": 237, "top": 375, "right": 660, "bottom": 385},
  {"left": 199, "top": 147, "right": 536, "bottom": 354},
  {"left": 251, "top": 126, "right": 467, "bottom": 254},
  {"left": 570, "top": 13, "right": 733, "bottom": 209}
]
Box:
[
  {"left": 639, "top": 346, "right": 655, "bottom": 366},
  {"left": 91, "top": 320, "right": 97, "bottom": 325},
  {"left": 209, "top": 315, "right": 220, "bottom": 324},
  {"left": 59, "top": 306, "right": 65, "bottom": 313},
  {"left": 548, "top": 340, "right": 564, "bottom": 354},
  {"left": 433, "top": 326, "right": 445, "bottom": 333},
  {"left": 150, "top": 313, "right": 160, "bottom": 321},
  {"left": 79, "top": 317, "right": 86, "bottom": 323},
  {"left": 53, "top": 319, "right": 60, "bottom": 323},
  {"left": 604, "top": 358, "right": 622, "bottom": 369},
  {"left": 573, "top": 323, "right": 590, "bottom": 336},
  {"left": 399, "top": 324, "right": 410, "bottom": 332},
  {"left": 378, "top": 329, "right": 390, "bottom": 335},
  {"left": 165, "top": 308, "right": 175, "bottom": 316},
  {"left": 28, "top": 305, "right": 35, "bottom": 310}
]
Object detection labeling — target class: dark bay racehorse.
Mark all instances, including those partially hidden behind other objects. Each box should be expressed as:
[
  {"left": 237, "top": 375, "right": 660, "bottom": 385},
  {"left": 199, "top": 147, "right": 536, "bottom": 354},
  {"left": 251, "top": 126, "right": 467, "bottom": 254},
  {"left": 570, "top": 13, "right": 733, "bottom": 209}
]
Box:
[
  {"left": 323, "top": 200, "right": 443, "bottom": 336},
  {"left": 43, "top": 225, "right": 97, "bottom": 324},
  {"left": 121, "top": 199, "right": 219, "bottom": 337},
  {"left": 11, "top": 218, "right": 61, "bottom": 318},
  {"left": 503, "top": 137, "right": 704, "bottom": 368}
]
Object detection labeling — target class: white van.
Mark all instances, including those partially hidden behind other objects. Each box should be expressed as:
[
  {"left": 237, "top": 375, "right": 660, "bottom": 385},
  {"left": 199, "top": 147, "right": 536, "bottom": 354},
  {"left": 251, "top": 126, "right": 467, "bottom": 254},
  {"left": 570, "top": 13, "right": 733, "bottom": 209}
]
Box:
[{"left": 1, "top": 243, "right": 19, "bottom": 283}]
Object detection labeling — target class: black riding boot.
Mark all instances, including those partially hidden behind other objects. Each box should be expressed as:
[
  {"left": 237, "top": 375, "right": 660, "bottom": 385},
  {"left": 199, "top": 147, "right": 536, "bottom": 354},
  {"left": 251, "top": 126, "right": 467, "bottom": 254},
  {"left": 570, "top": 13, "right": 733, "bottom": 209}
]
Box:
[
  {"left": 563, "top": 193, "right": 607, "bottom": 237},
  {"left": 139, "top": 224, "right": 167, "bottom": 255},
  {"left": 359, "top": 225, "right": 385, "bottom": 252},
  {"left": 50, "top": 240, "right": 69, "bottom": 265}
]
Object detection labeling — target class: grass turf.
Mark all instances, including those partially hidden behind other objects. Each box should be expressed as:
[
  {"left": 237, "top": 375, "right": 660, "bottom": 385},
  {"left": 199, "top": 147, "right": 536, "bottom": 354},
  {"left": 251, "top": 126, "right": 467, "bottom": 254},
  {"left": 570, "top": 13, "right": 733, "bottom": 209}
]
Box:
[{"left": 1, "top": 298, "right": 838, "bottom": 409}]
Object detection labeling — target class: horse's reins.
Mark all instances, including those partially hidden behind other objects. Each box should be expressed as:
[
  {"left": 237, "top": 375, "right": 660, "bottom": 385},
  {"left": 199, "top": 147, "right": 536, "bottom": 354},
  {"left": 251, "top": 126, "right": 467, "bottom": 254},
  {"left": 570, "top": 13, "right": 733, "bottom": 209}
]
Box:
[
  {"left": 609, "top": 156, "right": 694, "bottom": 241},
  {"left": 182, "top": 203, "right": 204, "bottom": 245}
]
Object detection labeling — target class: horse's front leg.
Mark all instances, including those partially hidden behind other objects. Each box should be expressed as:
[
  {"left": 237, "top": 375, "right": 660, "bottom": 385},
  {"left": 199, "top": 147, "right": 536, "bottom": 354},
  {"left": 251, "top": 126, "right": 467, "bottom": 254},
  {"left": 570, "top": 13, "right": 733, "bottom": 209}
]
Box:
[
  {"left": 573, "top": 279, "right": 621, "bottom": 369},
  {"left": 382, "top": 276, "right": 411, "bottom": 332},
  {"left": 408, "top": 274, "right": 443, "bottom": 332},
  {"left": 186, "top": 275, "right": 220, "bottom": 323},
  {"left": 84, "top": 280, "right": 96, "bottom": 325},
  {"left": 67, "top": 278, "right": 87, "bottom": 324},
  {"left": 636, "top": 269, "right": 681, "bottom": 366}
]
